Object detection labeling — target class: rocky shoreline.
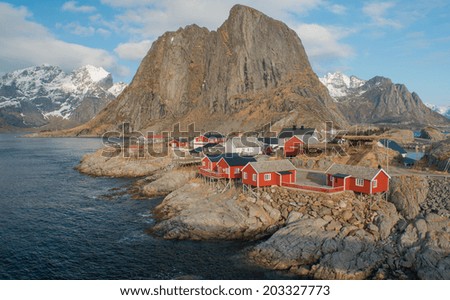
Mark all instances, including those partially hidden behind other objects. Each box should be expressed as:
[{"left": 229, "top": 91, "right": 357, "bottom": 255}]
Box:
[{"left": 76, "top": 152, "right": 449, "bottom": 279}]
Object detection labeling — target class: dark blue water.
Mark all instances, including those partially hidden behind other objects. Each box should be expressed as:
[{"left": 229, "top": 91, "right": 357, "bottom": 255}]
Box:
[{"left": 0, "top": 134, "right": 290, "bottom": 280}]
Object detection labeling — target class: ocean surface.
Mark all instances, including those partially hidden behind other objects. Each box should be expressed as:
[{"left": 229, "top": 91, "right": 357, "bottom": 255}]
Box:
[{"left": 0, "top": 134, "right": 291, "bottom": 280}]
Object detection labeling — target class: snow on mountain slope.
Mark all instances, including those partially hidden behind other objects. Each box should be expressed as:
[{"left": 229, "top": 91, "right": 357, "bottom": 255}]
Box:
[
  {"left": 426, "top": 103, "right": 450, "bottom": 119},
  {"left": 0, "top": 65, "right": 128, "bottom": 128},
  {"left": 319, "top": 72, "right": 365, "bottom": 99}
]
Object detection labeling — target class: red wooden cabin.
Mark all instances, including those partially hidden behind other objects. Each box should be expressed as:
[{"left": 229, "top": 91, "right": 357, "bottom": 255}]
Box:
[
  {"left": 326, "top": 164, "right": 390, "bottom": 194},
  {"left": 216, "top": 155, "right": 257, "bottom": 179},
  {"left": 284, "top": 135, "right": 304, "bottom": 157},
  {"left": 241, "top": 160, "right": 296, "bottom": 187}
]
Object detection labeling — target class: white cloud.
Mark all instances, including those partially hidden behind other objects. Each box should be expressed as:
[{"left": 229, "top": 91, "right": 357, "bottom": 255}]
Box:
[
  {"left": 58, "top": 22, "right": 111, "bottom": 37},
  {"left": 114, "top": 40, "right": 153, "bottom": 61},
  {"left": 362, "top": 2, "right": 402, "bottom": 28},
  {"left": 295, "top": 24, "right": 355, "bottom": 60},
  {"left": 62, "top": 1, "right": 96, "bottom": 13},
  {"left": 100, "top": 0, "right": 326, "bottom": 39},
  {"left": 0, "top": 3, "right": 117, "bottom": 74},
  {"left": 327, "top": 4, "right": 347, "bottom": 15}
]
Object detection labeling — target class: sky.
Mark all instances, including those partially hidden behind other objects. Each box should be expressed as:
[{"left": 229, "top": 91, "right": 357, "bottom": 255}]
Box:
[{"left": 0, "top": 0, "right": 449, "bottom": 106}]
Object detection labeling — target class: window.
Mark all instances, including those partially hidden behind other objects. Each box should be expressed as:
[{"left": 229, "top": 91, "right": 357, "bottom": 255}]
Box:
[
  {"left": 252, "top": 174, "right": 257, "bottom": 182},
  {"left": 373, "top": 179, "right": 377, "bottom": 188},
  {"left": 356, "top": 178, "right": 364, "bottom": 187},
  {"left": 264, "top": 174, "right": 271, "bottom": 181},
  {"left": 234, "top": 168, "right": 240, "bottom": 174},
  {"left": 243, "top": 172, "right": 247, "bottom": 179},
  {"left": 202, "top": 161, "right": 206, "bottom": 166},
  {"left": 330, "top": 175, "right": 334, "bottom": 183}
]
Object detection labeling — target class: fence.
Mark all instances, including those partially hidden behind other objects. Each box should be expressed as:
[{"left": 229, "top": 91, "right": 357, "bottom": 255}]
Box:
[{"left": 281, "top": 182, "right": 345, "bottom": 193}]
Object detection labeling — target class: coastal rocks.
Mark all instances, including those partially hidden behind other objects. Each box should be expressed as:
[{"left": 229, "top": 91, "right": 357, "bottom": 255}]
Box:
[
  {"left": 76, "top": 147, "right": 171, "bottom": 177},
  {"left": 150, "top": 182, "right": 284, "bottom": 240},
  {"left": 388, "top": 175, "right": 429, "bottom": 220},
  {"left": 249, "top": 217, "right": 337, "bottom": 269},
  {"left": 420, "top": 179, "right": 450, "bottom": 218},
  {"left": 142, "top": 169, "right": 196, "bottom": 197},
  {"left": 396, "top": 214, "right": 450, "bottom": 279}
]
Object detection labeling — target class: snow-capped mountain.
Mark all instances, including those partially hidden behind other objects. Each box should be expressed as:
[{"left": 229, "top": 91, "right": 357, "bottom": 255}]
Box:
[
  {"left": 319, "top": 72, "right": 365, "bottom": 99},
  {"left": 319, "top": 72, "right": 449, "bottom": 126},
  {"left": 0, "top": 65, "right": 127, "bottom": 129},
  {"left": 425, "top": 103, "right": 450, "bottom": 119}
]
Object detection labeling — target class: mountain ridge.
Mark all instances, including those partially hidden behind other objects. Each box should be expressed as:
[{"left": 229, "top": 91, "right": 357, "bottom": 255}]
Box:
[
  {"left": 0, "top": 65, "right": 126, "bottom": 129},
  {"left": 320, "top": 72, "right": 449, "bottom": 126}
]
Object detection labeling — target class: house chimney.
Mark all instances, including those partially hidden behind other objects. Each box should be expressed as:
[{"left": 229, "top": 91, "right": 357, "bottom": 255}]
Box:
[
  {"left": 300, "top": 125, "right": 304, "bottom": 130},
  {"left": 292, "top": 125, "right": 297, "bottom": 130}
]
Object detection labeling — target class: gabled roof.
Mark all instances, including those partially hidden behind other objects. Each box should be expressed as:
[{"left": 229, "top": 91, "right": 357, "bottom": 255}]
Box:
[
  {"left": 379, "top": 139, "right": 407, "bottom": 155},
  {"left": 278, "top": 127, "right": 316, "bottom": 139},
  {"left": 244, "top": 160, "right": 296, "bottom": 173},
  {"left": 219, "top": 154, "right": 257, "bottom": 167},
  {"left": 326, "top": 164, "right": 390, "bottom": 181},
  {"left": 229, "top": 136, "right": 264, "bottom": 148}
]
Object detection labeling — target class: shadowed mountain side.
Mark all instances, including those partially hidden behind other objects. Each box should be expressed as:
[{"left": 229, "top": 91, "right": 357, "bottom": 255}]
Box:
[{"left": 42, "top": 5, "right": 347, "bottom": 137}]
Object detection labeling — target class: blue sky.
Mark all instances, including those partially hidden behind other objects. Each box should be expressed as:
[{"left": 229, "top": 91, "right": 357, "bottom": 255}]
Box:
[{"left": 1, "top": 0, "right": 449, "bottom": 106}]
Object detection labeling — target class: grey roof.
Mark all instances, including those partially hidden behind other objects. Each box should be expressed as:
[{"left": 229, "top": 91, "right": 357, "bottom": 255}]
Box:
[
  {"left": 230, "top": 137, "right": 264, "bottom": 148},
  {"left": 326, "top": 164, "right": 388, "bottom": 181},
  {"left": 246, "top": 160, "right": 295, "bottom": 173},
  {"left": 278, "top": 127, "right": 316, "bottom": 139}
]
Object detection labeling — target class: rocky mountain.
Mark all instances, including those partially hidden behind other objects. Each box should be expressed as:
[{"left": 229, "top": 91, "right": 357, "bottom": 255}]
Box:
[
  {"left": 426, "top": 103, "right": 450, "bottom": 119},
  {"left": 0, "top": 65, "right": 126, "bottom": 129},
  {"left": 320, "top": 72, "right": 449, "bottom": 126},
  {"left": 60, "top": 5, "right": 347, "bottom": 137}
]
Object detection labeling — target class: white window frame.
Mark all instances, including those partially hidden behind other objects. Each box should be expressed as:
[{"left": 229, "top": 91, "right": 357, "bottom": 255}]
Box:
[
  {"left": 243, "top": 172, "right": 247, "bottom": 179},
  {"left": 330, "top": 175, "right": 334, "bottom": 183},
  {"left": 356, "top": 178, "right": 364, "bottom": 187},
  {"left": 264, "top": 174, "right": 271, "bottom": 181},
  {"left": 234, "top": 168, "right": 240, "bottom": 174},
  {"left": 252, "top": 174, "right": 257, "bottom": 182},
  {"left": 202, "top": 161, "right": 206, "bottom": 166},
  {"left": 373, "top": 179, "right": 377, "bottom": 188}
]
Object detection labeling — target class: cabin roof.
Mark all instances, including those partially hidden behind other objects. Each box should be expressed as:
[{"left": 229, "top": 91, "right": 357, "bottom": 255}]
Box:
[
  {"left": 246, "top": 159, "right": 296, "bottom": 173},
  {"left": 278, "top": 127, "right": 316, "bottom": 139},
  {"left": 220, "top": 154, "right": 257, "bottom": 166},
  {"left": 326, "top": 164, "right": 389, "bottom": 181}
]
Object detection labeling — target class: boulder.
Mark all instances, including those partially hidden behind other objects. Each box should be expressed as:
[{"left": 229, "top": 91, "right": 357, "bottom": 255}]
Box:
[{"left": 388, "top": 175, "right": 429, "bottom": 220}]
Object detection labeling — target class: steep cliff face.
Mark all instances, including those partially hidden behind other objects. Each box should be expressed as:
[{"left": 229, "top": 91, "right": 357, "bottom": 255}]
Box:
[{"left": 67, "top": 5, "right": 347, "bottom": 136}]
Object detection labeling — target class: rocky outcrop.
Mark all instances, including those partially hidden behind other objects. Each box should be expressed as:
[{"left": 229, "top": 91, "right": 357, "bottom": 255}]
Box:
[
  {"left": 420, "top": 127, "right": 446, "bottom": 141},
  {"left": 426, "top": 138, "right": 450, "bottom": 172},
  {"left": 151, "top": 182, "right": 284, "bottom": 240},
  {"left": 388, "top": 175, "right": 429, "bottom": 220},
  {"left": 55, "top": 4, "right": 347, "bottom": 137},
  {"left": 76, "top": 147, "right": 171, "bottom": 177},
  {"left": 420, "top": 179, "right": 450, "bottom": 217},
  {"left": 142, "top": 169, "right": 196, "bottom": 197}
]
